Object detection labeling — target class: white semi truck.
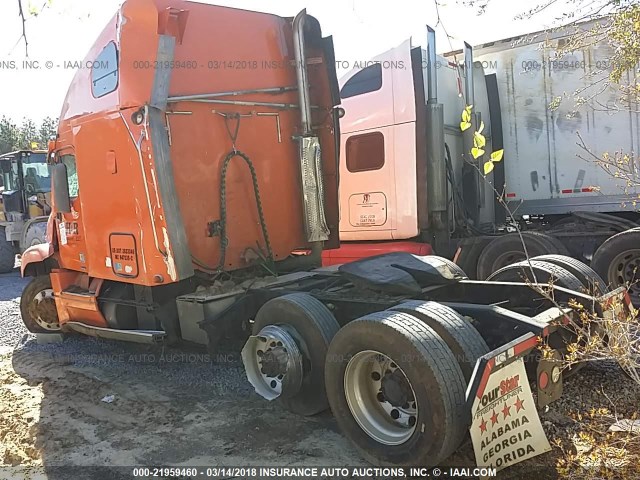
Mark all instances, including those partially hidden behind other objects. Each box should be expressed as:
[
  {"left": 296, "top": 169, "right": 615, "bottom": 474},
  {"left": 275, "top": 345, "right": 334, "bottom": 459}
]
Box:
[{"left": 330, "top": 18, "right": 640, "bottom": 301}]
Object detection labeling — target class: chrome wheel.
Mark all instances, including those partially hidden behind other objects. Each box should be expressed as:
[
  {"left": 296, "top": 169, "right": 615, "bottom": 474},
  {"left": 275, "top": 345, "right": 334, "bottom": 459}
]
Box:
[
  {"left": 344, "top": 350, "right": 418, "bottom": 445},
  {"left": 242, "top": 324, "right": 303, "bottom": 401},
  {"left": 29, "top": 288, "right": 59, "bottom": 331}
]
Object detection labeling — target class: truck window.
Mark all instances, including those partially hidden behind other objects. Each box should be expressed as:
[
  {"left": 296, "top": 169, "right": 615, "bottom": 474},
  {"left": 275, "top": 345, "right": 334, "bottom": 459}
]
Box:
[
  {"left": 9, "top": 161, "right": 20, "bottom": 190},
  {"left": 346, "top": 132, "right": 385, "bottom": 172},
  {"left": 340, "top": 63, "right": 382, "bottom": 99},
  {"left": 60, "top": 154, "right": 79, "bottom": 197},
  {"left": 91, "top": 42, "right": 119, "bottom": 98},
  {"left": 22, "top": 153, "right": 51, "bottom": 193}
]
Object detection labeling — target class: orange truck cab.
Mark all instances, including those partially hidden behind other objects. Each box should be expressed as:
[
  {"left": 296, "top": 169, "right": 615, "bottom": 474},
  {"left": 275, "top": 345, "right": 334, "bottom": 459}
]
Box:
[{"left": 20, "top": 0, "right": 340, "bottom": 339}]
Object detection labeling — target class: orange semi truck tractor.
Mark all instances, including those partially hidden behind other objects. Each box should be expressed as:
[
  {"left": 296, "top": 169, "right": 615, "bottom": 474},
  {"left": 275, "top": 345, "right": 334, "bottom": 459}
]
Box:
[{"left": 19, "top": 0, "right": 635, "bottom": 471}]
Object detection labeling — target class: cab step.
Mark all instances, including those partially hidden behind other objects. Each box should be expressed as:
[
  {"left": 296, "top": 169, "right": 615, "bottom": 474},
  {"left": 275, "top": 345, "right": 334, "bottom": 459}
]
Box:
[{"left": 64, "top": 322, "right": 166, "bottom": 344}]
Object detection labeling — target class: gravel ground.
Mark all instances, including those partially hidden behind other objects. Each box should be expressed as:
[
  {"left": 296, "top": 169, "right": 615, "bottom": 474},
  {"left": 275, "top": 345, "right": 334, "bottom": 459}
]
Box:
[
  {"left": 0, "top": 272, "right": 29, "bottom": 347},
  {"left": 0, "top": 272, "right": 254, "bottom": 395},
  {"left": 0, "top": 271, "right": 638, "bottom": 480},
  {"left": 0, "top": 271, "right": 367, "bottom": 480}
]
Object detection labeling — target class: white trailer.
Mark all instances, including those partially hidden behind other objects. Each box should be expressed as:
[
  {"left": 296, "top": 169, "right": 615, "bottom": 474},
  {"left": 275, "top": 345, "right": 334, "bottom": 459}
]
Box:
[{"left": 471, "top": 20, "right": 640, "bottom": 215}]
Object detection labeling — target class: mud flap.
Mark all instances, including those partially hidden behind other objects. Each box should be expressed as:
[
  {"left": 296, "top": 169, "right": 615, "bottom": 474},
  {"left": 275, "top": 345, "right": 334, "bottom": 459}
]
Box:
[
  {"left": 467, "top": 332, "right": 551, "bottom": 473},
  {"left": 536, "top": 350, "right": 563, "bottom": 408}
]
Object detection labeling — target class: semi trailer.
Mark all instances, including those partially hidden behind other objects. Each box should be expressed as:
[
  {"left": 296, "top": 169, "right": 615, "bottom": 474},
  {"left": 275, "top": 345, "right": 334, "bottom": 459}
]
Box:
[
  {"left": 329, "top": 18, "right": 640, "bottom": 303},
  {"left": 19, "top": 1, "right": 635, "bottom": 471}
]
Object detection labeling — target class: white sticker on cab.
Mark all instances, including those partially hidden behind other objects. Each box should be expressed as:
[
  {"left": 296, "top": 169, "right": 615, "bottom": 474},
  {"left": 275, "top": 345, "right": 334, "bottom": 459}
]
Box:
[{"left": 59, "top": 222, "right": 67, "bottom": 246}]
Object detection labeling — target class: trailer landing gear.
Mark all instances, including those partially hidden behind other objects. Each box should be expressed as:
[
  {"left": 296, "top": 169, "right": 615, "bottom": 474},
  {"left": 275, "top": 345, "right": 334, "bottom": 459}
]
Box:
[{"left": 20, "top": 276, "right": 60, "bottom": 333}]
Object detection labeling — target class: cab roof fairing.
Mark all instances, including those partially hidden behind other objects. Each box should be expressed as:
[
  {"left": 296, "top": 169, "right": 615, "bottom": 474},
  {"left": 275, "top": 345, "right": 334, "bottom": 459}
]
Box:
[
  {"left": 57, "top": 11, "right": 120, "bottom": 126},
  {"left": 58, "top": 0, "right": 165, "bottom": 128}
]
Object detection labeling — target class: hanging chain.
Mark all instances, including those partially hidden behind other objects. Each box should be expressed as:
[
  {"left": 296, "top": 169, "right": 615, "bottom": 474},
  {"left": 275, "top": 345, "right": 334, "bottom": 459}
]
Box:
[{"left": 215, "top": 114, "right": 274, "bottom": 272}]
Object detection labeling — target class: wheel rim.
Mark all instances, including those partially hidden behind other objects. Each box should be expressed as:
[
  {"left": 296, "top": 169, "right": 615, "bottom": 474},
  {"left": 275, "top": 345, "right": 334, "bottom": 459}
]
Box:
[
  {"left": 492, "top": 251, "right": 526, "bottom": 272},
  {"left": 28, "top": 288, "right": 59, "bottom": 331},
  {"left": 344, "top": 350, "right": 418, "bottom": 445},
  {"left": 241, "top": 324, "right": 304, "bottom": 401},
  {"left": 608, "top": 249, "right": 640, "bottom": 299}
]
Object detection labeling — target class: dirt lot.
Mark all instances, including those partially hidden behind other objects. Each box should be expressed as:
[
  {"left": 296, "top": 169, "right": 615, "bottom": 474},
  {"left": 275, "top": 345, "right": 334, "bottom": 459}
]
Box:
[{"left": 0, "top": 271, "right": 638, "bottom": 479}]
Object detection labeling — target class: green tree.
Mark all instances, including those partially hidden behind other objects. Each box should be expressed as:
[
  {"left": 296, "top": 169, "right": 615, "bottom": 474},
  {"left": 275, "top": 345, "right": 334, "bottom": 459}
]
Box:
[
  {"left": 17, "top": 118, "right": 37, "bottom": 150},
  {"left": 0, "top": 116, "right": 19, "bottom": 155},
  {"left": 37, "top": 116, "right": 57, "bottom": 147},
  {"left": 0, "top": 116, "right": 58, "bottom": 154}
]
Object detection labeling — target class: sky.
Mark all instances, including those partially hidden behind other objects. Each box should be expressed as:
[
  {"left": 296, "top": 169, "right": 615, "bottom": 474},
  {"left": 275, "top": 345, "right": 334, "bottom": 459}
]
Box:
[{"left": 0, "top": 0, "right": 570, "bottom": 123}]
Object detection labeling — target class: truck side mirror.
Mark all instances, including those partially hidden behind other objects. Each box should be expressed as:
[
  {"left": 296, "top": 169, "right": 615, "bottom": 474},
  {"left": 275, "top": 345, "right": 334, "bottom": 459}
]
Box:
[{"left": 52, "top": 163, "right": 71, "bottom": 213}]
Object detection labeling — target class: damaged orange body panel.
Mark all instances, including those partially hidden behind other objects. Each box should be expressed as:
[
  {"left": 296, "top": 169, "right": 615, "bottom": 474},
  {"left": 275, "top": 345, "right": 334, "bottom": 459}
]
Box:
[
  {"left": 46, "top": 0, "right": 338, "bottom": 290},
  {"left": 24, "top": 0, "right": 340, "bottom": 329}
]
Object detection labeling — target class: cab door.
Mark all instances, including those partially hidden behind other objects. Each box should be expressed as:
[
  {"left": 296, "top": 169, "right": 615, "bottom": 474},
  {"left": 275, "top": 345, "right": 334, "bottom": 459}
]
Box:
[
  {"left": 339, "top": 128, "right": 395, "bottom": 240},
  {"left": 53, "top": 148, "right": 87, "bottom": 273},
  {"left": 337, "top": 39, "right": 418, "bottom": 241}
]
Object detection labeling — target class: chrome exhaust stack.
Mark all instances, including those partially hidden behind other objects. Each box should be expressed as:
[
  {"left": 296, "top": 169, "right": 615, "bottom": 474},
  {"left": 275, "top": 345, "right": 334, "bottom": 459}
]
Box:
[
  {"left": 462, "top": 41, "right": 482, "bottom": 223},
  {"left": 293, "top": 10, "right": 330, "bottom": 247},
  {"left": 426, "top": 26, "right": 438, "bottom": 105},
  {"left": 464, "top": 42, "right": 475, "bottom": 108},
  {"left": 425, "top": 26, "right": 448, "bottom": 248}
]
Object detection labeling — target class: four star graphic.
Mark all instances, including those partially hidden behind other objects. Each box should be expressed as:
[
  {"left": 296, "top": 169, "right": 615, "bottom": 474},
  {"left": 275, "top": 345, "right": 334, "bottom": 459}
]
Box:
[
  {"left": 479, "top": 417, "right": 488, "bottom": 433},
  {"left": 490, "top": 409, "right": 499, "bottom": 425},
  {"left": 479, "top": 397, "right": 527, "bottom": 434}
]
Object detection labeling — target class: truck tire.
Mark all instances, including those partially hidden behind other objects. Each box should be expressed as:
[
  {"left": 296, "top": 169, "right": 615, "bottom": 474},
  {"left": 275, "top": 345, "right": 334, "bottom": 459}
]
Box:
[
  {"left": 23, "top": 222, "right": 47, "bottom": 249},
  {"left": 20, "top": 275, "right": 60, "bottom": 332},
  {"left": 487, "top": 259, "right": 584, "bottom": 291},
  {"left": 325, "top": 310, "right": 466, "bottom": 466},
  {"left": 389, "top": 301, "right": 489, "bottom": 382},
  {"left": 0, "top": 226, "right": 15, "bottom": 273},
  {"left": 591, "top": 228, "right": 640, "bottom": 302},
  {"left": 525, "top": 231, "right": 569, "bottom": 256},
  {"left": 429, "top": 255, "right": 468, "bottom": 279},
  {"left": 533, "top": 254, "right": 608, "bottom": 295},
  {"left": 476, "top": 232, "right": 565, "bottom": 280},
  {"left": 250, "top": 293, "right": 340, "bottom": 416}
]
